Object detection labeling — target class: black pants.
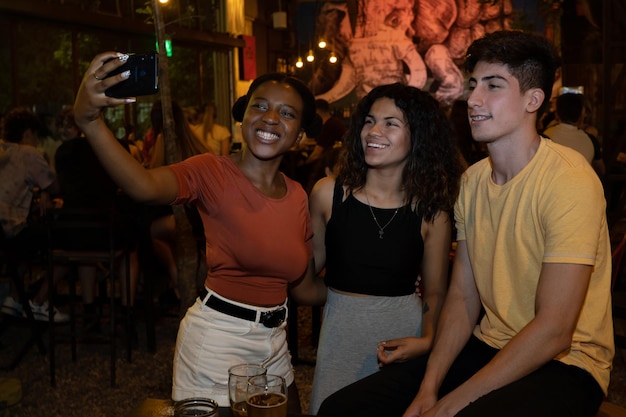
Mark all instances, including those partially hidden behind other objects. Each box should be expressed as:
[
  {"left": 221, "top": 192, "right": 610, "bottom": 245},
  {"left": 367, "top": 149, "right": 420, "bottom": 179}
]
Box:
[{"left": 317, "top": 336, "right": 604, "bottom": 417}]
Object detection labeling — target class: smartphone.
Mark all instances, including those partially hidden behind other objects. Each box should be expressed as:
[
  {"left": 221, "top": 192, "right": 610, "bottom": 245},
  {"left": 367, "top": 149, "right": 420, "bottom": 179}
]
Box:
[{"left": 104, "top": 52, "right": 159, "bottom": 98}]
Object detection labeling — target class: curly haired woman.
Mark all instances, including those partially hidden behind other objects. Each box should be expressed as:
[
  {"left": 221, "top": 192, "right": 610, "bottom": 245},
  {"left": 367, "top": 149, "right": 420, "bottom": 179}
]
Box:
[{"left": 308, "top": 83, "right": 464, "bottom": 413}]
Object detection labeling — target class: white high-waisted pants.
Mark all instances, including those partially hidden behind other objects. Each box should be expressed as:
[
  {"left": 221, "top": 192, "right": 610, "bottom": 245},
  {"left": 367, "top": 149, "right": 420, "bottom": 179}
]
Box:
[{"left": 172, "top": 288, "right": 293, "bottom": 405}]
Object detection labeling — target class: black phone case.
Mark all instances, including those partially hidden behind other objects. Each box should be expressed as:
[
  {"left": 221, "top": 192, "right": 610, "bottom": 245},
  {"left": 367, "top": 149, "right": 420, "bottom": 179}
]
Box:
[{"left": 104, "top": 52, "right": 159, "bottom": 98}]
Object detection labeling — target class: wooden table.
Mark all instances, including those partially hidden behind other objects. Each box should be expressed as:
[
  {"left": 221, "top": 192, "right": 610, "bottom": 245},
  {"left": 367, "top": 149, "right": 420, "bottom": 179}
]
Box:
[
  {"left": 128, "top": 398, "right": 626, "bottom": 417},
  {"left": 128, "top": 398, "right": 316, "bottom": 417}
]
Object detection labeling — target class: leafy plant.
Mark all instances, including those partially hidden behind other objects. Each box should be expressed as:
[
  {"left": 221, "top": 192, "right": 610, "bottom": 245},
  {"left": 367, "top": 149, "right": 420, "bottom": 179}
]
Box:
[{"left": 136, "top": 2, "right": 154, "bottom": 24}]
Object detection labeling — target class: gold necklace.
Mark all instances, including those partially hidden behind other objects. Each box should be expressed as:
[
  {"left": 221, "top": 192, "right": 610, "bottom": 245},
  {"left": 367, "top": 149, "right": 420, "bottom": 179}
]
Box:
[{"left": 364, "top": 189, "right": 400, "bottom": 240}]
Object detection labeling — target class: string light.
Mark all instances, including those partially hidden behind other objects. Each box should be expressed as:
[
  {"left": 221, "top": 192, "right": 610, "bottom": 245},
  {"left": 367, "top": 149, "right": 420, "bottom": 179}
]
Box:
[{"left": 296, "top": 31, "right": 339, "bottom": 69}]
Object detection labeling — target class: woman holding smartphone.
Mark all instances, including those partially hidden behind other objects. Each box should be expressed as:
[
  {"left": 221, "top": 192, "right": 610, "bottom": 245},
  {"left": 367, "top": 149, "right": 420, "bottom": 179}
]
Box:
[{"left": 74, "top": 52, "right": 327, "bottom": 413}]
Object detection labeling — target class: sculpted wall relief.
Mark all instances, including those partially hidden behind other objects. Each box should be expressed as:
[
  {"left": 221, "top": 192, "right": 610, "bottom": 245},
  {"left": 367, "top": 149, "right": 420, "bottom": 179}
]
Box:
[{"left": 308, "top": 0, "right": 513, "bottom": 106}]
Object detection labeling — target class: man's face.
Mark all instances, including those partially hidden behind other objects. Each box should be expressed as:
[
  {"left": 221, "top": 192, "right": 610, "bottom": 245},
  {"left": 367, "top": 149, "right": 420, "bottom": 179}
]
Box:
[{"left": 467, "top": 61, "right": 534, "bottom": 144}]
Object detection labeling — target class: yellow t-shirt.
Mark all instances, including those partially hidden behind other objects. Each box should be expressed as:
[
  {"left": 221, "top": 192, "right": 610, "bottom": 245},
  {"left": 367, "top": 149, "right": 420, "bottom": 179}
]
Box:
[{"left": 455, "top": 138, "right": 614, "bottom": 394}]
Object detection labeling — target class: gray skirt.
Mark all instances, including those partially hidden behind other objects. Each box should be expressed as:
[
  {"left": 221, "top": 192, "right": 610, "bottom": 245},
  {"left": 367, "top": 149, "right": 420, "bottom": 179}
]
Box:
[{"left": 308, "top": 289, "right": 422, "bottom": 414}]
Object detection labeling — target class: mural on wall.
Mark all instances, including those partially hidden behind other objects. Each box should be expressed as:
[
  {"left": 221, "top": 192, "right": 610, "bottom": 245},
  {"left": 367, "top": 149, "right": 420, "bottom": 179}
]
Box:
[{"left": 307, "top": 0, "right": 514, "bottom": 107}]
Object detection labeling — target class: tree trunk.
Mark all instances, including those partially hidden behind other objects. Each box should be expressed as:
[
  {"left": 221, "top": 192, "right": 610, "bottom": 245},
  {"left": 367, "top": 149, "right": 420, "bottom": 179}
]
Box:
[{"left": 153, "top": 0, "right": 199, "bottom": 318}]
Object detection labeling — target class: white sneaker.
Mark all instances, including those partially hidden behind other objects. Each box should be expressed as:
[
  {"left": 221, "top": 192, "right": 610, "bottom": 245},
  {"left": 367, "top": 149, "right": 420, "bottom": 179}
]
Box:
[
  {"left": 1, "top": 296, "right": 24, "bottom": 317},
  {"left": 28, "top": 300, "right": 70, "bottom": 323}
]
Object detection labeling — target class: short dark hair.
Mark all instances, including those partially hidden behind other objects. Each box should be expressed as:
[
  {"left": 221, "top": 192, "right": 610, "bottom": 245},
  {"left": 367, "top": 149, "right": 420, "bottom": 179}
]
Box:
[
  {"left": 555, "top": 93, "right": 584, "bottom": 124},
  {"left": 231, "top": 73, "right": 322, "bottom": 138},
  {"left": 465, "top": 30, "right": 560, "bottom": 115},
  {"left": 2, "top": 107, "right": 42, "bottom": 143}
]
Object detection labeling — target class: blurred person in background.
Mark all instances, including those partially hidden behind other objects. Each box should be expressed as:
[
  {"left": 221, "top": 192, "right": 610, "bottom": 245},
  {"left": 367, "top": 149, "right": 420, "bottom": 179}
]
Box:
[
  {"left": 54, "top": 105, "right": 141, "bottom": 329},
  {"left": 191, "top": 102, "right": 231, "bottom": 156},
  {"left": 0, "top": 107, "right": 67, "bottom": 322}
]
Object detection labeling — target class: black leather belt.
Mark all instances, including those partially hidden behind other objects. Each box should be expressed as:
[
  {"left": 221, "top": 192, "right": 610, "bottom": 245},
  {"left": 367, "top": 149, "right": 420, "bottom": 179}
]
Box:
[{"left": 199, "top": 288, "right": 286, "bottom": 328}]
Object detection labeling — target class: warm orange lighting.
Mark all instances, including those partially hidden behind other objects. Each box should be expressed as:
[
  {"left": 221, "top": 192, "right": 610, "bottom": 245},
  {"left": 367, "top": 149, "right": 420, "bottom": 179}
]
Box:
[
  {"left": 159, "top": 0, "right": 169, "bottom": 3},
  {"left": 295, "top": 57, "right": 304, "bottom": 68},
  {"left": 318, "top": 39, "right": 327, "bottom": 49},
  {"left": 306, "top": 49, "right": 315, "bottom": 62},
  {"left": 329, "top": 51, "right": 337, "bottom": 64}
]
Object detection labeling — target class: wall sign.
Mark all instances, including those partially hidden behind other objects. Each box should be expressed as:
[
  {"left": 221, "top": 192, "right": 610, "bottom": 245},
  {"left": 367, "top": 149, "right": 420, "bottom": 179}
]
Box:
[{"left": 238, "top": 35, "right": 257, "bottom": 81}]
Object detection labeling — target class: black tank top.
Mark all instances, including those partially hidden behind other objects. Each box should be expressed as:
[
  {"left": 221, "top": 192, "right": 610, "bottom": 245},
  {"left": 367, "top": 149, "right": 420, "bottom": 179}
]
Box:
[{"left": 324, "top": 179, "right": 424, "bottom": 296}]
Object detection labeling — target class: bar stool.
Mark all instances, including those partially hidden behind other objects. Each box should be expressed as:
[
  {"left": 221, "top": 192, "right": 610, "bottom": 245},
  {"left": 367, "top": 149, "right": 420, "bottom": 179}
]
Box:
[
  {"left": 0, "top": 230, "right": 47, "bottom": 370},
  {"left": 45, "top": 207, "right": 133, "bottom": 387}
]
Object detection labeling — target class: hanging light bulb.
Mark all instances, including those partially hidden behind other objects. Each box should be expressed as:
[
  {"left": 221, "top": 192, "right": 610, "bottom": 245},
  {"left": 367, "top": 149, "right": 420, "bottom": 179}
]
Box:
[
  {"left": 159, "top": 0, "right": 169, "bottom": 3},
  {"left": 329, "top": 51, "right": 338, "bottom": 64},
  {"left": 318, "top": 39, "right": 327, "bottom": 49},
  {"left": 306, "top": 49, "right": 315, "bottom": 62},
  {"left": 296, "top": 57, "right": 304, "bottom": 68}
]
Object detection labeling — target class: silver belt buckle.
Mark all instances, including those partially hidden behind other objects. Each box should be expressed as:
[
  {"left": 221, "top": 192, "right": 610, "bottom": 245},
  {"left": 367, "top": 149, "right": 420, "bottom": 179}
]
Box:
[{"left": 260, "top": 307, "right": 286, "bottom": 327}]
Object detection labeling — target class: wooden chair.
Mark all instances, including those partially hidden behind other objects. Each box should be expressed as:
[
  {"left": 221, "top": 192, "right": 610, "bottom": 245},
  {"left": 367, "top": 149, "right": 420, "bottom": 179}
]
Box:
[{"left": 45, "top": 207, "right": 133, "bottom": 387}]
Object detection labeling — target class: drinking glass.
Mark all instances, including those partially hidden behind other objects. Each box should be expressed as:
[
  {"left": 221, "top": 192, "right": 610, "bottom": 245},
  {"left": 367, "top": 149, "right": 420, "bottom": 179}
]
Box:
[
  {"left": 228, "top": 364, "right": 267, "bottom": 417},
  {"left": 246, "top": 374, "right": 287, "bottom": 417},
  {"left": 174, "top": 398, "right": 219, "bottom": 417}
]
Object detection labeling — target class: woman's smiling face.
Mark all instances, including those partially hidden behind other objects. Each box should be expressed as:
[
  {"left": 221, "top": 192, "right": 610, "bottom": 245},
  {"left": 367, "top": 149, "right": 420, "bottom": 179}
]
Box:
[
  {"left": 360, "top": 97, "right": 411, "bottom": 169},
  {"left": 241, "top": 81, "right": 305, "bottom": 160}
]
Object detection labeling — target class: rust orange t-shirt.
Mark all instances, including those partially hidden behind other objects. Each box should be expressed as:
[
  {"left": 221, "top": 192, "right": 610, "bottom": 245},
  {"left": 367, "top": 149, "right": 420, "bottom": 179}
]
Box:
[{"left": 168, "top": 153, "right": 313, "bottom": 306}]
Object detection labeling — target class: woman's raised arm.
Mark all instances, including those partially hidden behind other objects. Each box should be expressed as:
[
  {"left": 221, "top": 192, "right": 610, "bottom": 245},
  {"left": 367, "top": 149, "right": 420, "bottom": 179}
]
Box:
[{"left": 73, "top": 52, "right": 178, "bottom": 205}]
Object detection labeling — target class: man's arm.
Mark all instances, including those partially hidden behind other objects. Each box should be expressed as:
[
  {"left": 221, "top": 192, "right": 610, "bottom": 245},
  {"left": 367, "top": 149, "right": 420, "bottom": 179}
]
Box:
[
  {"left": 403, "top": 240, "right": 481, "bottom": 417},
  {"left": 415, "top": 261, "right": 592, "bottom": 417}
]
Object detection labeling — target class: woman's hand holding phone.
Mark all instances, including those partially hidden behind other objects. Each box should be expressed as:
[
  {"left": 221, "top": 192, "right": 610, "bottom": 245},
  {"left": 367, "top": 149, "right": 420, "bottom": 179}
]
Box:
[
  {"left": 104, "top": 52, "right": 158, "bottom": 98},
  {"left": 74, "top": 51, "right": 159, "bottom": 130}
]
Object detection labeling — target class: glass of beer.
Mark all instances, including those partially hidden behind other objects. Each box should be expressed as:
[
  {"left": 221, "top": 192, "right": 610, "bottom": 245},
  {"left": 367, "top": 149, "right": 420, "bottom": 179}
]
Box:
[
  {"left": 228, "top": 364, "right": 267, "bottom": 417},
  {"left": 246, "top": 374, "right": 287, "bottom": 417}
]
